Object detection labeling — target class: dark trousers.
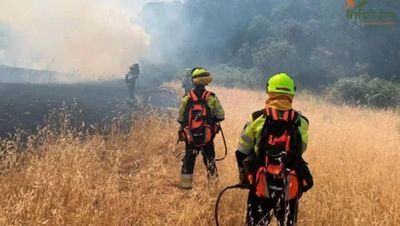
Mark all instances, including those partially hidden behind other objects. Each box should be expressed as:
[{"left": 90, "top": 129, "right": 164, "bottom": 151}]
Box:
[
  {"left": 181, "top": 141, "right": 218, "bottom": 177},
  {"left": 127, "top": 81, "right": 136, "bottom": 99},
  {"left": 246, "top": 189, "right": 300, "bottom": 226}
]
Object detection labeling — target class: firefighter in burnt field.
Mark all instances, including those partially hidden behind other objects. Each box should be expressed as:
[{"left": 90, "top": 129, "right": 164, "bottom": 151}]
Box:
[{"left": 125, "top": 63, "right": 140, "bottom": 99}]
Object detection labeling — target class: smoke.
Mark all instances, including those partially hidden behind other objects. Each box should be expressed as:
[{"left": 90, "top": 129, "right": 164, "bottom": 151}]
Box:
[{"left": 0, "top": 0, "right": 150, "bottom": 79}]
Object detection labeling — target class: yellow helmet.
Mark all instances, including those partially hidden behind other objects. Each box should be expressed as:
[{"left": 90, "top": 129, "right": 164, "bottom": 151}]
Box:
[
  {"left": 191, "top": 67, "right": 210, "bottom": 78},
  {"left": 266, "top": 73, "right": 296, "bottom": 95},
  {"left": 191, "top": 67, "right": 212, "bottom": 85}
]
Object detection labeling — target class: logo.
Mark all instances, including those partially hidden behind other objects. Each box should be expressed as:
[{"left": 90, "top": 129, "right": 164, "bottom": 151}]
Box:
[
  {"left": 345, "top": 0, "right": 368, "bottom": 10},
  {"left": 345, "top": 0, "right": 396, "bottom": 26}
]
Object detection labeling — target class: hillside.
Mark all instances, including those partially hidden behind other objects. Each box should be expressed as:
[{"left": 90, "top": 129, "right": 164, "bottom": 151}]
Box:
[
  {"left": 0, "top": 65, "right": 86, "bottom": 84},
  {"left": 0, "top": 85, "right": 399, "bottom": 225}
]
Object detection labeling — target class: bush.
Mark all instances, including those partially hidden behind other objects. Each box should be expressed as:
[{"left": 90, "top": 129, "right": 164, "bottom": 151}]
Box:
[{"left": 325, "top": 75, "right": 400, "bottom": 108}]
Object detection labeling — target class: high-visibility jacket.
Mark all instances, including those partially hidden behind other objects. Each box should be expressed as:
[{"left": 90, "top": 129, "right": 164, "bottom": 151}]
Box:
[
  {"left": 177, "top": 90, "right": 225, "bottom": 124},
  {"left": 237, "top": 108, "right": 309, "bottom": 156}
]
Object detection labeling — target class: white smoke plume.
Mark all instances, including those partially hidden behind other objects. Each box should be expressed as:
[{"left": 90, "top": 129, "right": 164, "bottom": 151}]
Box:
[{"left": 0, "top": 0, "right": 150, "bottom": 79}]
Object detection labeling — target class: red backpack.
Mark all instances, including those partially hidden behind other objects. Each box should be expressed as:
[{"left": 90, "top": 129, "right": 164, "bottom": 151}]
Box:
[
  {"left": 249, "top": 108, "right": 302, "bottom": 200},
  {"left": 182, "top": 90, "right": 215, "bottom": 147}
]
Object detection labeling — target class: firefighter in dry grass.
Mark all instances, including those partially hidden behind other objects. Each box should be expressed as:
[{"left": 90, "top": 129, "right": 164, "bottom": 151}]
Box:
[
  {"left": 177, "top": 67, "right": 225, "bottom": 189},
  {"left": 235, "top": 73, "right": 313, "bottom": 225}
]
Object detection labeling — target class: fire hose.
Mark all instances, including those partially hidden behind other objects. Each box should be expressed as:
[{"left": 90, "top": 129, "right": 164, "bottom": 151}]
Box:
[
  {"left": 215, "top": 122, "right": 228, "bottom": 161},
  {"left": 214, "top": 183, "right": 250, "bottom": 226}
]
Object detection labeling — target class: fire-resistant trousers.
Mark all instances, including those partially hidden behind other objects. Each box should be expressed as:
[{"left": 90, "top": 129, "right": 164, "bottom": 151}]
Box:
[
  {"left": 246, "top": 189, "right": 301, "bottom": 226},
  {"left": 181, "top": 141, "right": 218, "bottom": 177}
]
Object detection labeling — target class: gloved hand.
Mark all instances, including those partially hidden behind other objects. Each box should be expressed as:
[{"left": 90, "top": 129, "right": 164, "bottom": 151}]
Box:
[
  {"left": 242, "top": 151, "right": 256, "bottom": 174},
  {"left": 302, "top": 173, "right": 314, "bottom": 193},
  {"left": 178, "top": 129, "right": 186, "bottom": 142},
  {"left": 239, "top": 167, "right": 250, "bottom": 185},
  {"left": 296, "top": 159, "right": 314, "bottom": 193},
  {"left": 214, "top": 123, "right": 221, "bottom": 134}
]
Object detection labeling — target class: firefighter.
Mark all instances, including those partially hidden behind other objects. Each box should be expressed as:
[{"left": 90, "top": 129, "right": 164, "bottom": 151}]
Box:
[
  {"left": 235, "top": 73, "right": 313, "bottom": 225},
  {"left": 177, "top": 67, "right": 225, "bottom": 189},
  {"left": 125, "top": 63, "right": 140, "bottom": 99},
  {"left": 182, "top": 68, "right": 193, "bottom": 94}
]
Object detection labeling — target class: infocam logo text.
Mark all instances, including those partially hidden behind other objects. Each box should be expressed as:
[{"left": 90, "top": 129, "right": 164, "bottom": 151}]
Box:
[{"left": 345, "top": 0, "right": 396, "bottom": 26}]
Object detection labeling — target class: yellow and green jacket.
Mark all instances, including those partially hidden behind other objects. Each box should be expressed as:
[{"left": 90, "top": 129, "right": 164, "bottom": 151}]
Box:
[
  {"left": 237, "top": 108, "right": 309, "bottom": 156},
  {"left": 177, "top": 89, "right": 225, "bottom": 124}
]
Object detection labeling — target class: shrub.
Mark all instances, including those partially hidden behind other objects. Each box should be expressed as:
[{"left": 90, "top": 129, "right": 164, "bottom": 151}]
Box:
[{"left": 325, "top": 75, "right": 400, "bottom": 108}]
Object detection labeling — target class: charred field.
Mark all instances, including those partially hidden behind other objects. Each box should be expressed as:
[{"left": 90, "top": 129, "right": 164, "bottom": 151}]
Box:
[{"left": 0, "top": 81, "right": 177, "bottom": 138}]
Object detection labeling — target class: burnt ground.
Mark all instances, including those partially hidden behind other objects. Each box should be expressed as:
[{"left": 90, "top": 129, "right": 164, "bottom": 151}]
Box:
[{"left": 0, "top": 80, "right": 178, "bottom": 138}]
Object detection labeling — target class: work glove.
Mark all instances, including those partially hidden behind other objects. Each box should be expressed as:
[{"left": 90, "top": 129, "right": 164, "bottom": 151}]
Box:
[
  {"left": 214, "top": 123, "right": 221, "bottom": 134},
  {"left": 302, "top": 180, "right": 313, "bottom": 193},
  {"left": 177, "top": 129, "right": 186, "bottom": 144},
  {"left": 213, "top": 115, "right": 224, "bottom": 123},
  {"left": 238, "top": 167, "right": 250, "bottom": 185},
  {"left": 301, "top": 171, "right": 314, "bottom": 193},
  {"left": 296, "top": 159, "right": 314, "bottom": 193},
  {"left": 242, "top": 152, "right": 256, "bottom": 174}
]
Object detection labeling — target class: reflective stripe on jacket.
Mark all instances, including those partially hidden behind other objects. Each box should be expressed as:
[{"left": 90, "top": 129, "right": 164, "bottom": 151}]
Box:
[{"left": 237, "top": 109, "right": 309, "bottom": 155}]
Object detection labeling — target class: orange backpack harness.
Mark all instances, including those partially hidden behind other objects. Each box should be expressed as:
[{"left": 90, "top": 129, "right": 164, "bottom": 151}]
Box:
[
  {"left": 249, "top": 108, "right": 300, "bottom": 200},
  {"left": 183, "top": 90, "right": 214, "bottom": 147}
]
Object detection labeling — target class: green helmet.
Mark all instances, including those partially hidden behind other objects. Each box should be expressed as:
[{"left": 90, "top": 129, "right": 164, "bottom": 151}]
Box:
[
  {"left": 266, "top": 72, "right": 296, "bottom": 95},
  {"left": 191, "top": 67, "right": 210, "bottom": 78}
]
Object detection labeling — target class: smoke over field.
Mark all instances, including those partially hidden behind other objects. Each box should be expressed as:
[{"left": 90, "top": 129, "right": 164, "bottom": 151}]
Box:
[
  {"left": 0, "top": 0, "right": 399, "bottom": 225},
  {"left": 0, "top": 85, "right": 399, "bottom": 225},
  {"left": 0, "top": 0, "right": 149, "bottom": 78}
]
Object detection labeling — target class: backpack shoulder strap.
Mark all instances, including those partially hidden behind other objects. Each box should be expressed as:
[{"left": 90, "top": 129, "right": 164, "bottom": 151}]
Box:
[
  {"left": 299, "top": 113, "right": 309, "bottom": 123},
  {"left": 189, "top": 90, "right": 199, "bottom": 102},
  {"left": 208, "top": 91, "right": 216, "bottom": 97},
  {"left": 265, "top": 107, "right": 279, "bottom": 121},
  {"left": 201, "top": 90, "right": 212, "bottom": 100},
  {"left": 290, "top": 109, "right": 303, "bottom": 126},
  {"left": 252, "top": 109, "right": 266, "bottom": 121},
  {"left": 285, "top": 109, "right": 298, "bottom": 122},
  {"left": 265, "top": 108, "right": 299, "bottom": 123}
]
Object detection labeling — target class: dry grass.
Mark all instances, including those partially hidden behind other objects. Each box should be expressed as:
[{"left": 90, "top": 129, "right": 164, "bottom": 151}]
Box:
[{"left": 0, "top": 84, "right": 399, "bottom": 225}]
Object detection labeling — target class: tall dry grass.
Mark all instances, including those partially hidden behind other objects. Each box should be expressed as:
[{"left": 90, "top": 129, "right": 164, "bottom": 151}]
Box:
[{"left": 0, "top": 84, "right": 399, "bottom": 225}]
